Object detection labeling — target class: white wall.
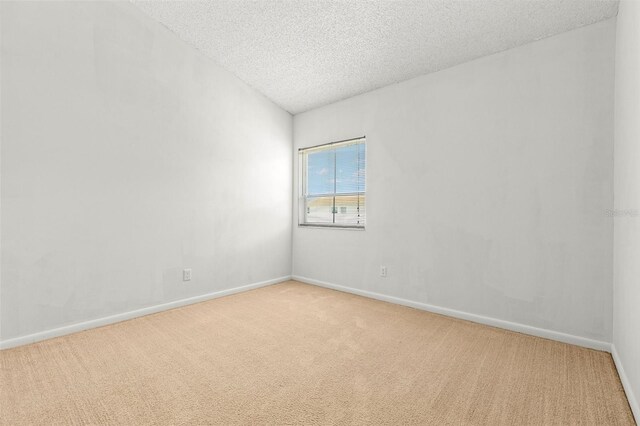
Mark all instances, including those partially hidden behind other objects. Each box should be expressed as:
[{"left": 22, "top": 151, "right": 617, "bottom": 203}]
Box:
[
  {"left": 0, "top": 1, "right": 292, "bottom": 341},
  {"left": 0, "top": 2, "right": 3, "bottom": 341},
  {"left": 293, "top": 19, "right": 616, "bottom": 344},
  {"left": 613, "top": 0, "right": 640, "bottom": 418}
]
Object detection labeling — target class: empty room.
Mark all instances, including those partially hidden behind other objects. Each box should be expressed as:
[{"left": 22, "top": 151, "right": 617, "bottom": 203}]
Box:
[{"left": 0, "top": 0, "right": 639, "bottom": 424}]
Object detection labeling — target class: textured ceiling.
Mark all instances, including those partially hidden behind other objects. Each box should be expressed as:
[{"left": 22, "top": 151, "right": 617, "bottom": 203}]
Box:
[{"left": 132, "top": 0, "right": 619, "bottom": 114}]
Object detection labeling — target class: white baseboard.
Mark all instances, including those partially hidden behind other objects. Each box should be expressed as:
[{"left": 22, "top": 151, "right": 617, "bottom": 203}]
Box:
[
  {"left": 0, "top": 275, "right": 291, "bottom": 351},
  {"left": 292, "top": 275, "right": 612, "bottom": 352},
  {"left": 612, "top": 345, "right": 640, "bottom": 423}
]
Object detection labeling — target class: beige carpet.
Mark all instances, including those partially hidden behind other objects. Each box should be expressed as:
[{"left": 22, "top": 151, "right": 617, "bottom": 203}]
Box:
[{"left": 0, "top": 281, "right": 635, "bottom": 425}]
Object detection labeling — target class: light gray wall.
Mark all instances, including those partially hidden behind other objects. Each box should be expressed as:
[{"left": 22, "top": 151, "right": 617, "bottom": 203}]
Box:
[
  {"left": 0, "top": 1, "right": 292, "bottom": 340},
  {"left": 293, "top": 19, "right": 616, "bottom": 343},
  {"left": 613, "top": 0, "right": 640, "bottom": 416},
  {"left": 0, "top": 2, "right": 3, "bottom": 340}
]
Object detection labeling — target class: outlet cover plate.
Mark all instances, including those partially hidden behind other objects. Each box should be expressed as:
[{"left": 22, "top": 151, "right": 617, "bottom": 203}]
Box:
[{"left": 183, "top": 268, "right": 192, "bottom": 281}]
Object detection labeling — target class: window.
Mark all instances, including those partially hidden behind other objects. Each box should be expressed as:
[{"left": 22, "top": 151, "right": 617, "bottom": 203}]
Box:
[{"left": 299, "top": 137, "right": 366, "bottom": 228}]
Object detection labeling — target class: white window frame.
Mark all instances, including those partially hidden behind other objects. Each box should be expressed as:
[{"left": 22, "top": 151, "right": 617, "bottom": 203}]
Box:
[{"left": 298, "top": 137, "right": 366, "bottom": 229}]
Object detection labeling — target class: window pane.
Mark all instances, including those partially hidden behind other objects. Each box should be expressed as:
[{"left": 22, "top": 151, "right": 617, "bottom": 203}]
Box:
[
  {"left": 307, "top": 149, "right": 335, "bottom": 196},
  {"left": 357, "top": 142, "right": 366, "bottom": 193},
  {"left": 305, "top": 196, "right": 334, "bottom": 224},
  {"left": 335, "top": 144, "right": 360, "bottom": 194},
  {"left": 334, "top": 194, "right": 366, "bottom": 225}
]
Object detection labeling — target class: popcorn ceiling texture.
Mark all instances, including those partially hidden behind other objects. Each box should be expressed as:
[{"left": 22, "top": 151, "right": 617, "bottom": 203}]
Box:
[{"left": 132, "top": 0, "right": 619, "bottom": 114}]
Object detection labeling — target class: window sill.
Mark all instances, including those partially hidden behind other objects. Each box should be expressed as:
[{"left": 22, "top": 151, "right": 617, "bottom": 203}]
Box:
[{"left": 298, "top": 224, "right": 365, "bottom": 231}]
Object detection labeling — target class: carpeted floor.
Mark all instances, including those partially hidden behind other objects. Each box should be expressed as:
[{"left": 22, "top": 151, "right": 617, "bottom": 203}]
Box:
[{"left": 0, "top": 281, "right": 635, "bottom": 425}]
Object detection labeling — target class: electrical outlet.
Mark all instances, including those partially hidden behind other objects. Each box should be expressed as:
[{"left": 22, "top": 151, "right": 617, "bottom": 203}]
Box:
[
  {"left": 380, "top": 266, "right": 387, "bottom": 278},
  {"left": 183, "top": 268, "right": 192, "bottom": 281}
]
